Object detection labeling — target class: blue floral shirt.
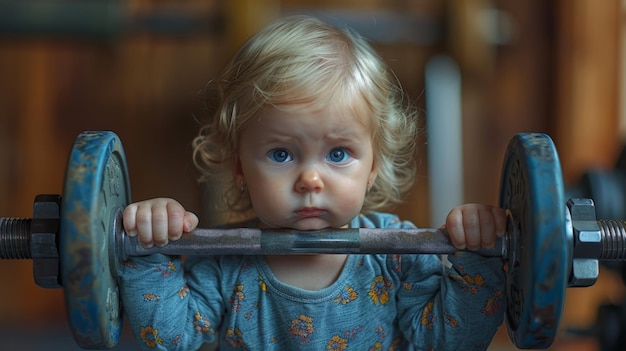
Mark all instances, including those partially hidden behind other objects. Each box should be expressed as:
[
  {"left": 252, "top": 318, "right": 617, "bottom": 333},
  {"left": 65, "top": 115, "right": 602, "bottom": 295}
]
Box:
[{"left": 120, "top": 212, "right": 506, "bottom": 350}]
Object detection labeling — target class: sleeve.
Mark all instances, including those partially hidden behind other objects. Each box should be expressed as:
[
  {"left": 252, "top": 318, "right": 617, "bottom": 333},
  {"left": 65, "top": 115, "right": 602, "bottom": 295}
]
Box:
[
  {"left": 395, "top": 252, "right": 506, "bottom": 350},
  {"left": 119, "top": 254, "right": 225, "bottom": 350},
  {"left": 367, "top": 212, "right": 506, "bottom": 350}
]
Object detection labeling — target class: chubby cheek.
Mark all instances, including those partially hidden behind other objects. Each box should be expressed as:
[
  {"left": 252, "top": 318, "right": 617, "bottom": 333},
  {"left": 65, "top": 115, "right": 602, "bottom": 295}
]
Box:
[
  {"left": 330, "top": 179, "right": 368, "bottom": 216},
  {"left": 246, "top": 174, "right": 291, "bottom": 211}
]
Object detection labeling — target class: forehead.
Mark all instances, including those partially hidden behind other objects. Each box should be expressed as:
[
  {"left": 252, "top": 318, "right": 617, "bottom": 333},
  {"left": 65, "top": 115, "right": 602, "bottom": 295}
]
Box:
[{"left": 253, "top": 100, "right": 372, "bottom": 137}]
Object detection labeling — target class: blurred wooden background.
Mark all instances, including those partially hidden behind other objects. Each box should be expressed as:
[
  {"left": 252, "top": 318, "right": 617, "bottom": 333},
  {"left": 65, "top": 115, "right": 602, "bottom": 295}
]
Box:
[{"left": 0, "top": 0, "right": 624, "bottom": 350}]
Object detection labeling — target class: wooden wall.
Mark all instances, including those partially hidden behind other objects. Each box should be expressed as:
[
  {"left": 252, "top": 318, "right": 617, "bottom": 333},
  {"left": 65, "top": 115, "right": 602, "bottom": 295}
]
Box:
[
  {"left": 0, "top": 0, "right": 228, "bottom": 328},
  {"left": 0, "top": 1, "right": 624, "bottom": 350}
]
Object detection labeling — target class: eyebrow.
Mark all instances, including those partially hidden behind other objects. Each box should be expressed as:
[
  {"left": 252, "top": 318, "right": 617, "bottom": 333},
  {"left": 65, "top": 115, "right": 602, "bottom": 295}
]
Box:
[
  {"left": 253, "top": 123, "right": 368, "bottom": 145},
  {"left": 323, "top": 130, "right": 366, "bottom": 143},
  {"left": 251, "top": 134, "right": 296, "bottom": 146}
]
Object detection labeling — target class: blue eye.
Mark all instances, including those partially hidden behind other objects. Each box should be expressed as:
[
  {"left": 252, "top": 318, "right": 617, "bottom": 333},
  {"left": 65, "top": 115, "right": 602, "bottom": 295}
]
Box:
[
  {"left": 268, "top": 149, "right": 292, "bottom": 163},
  {"left": 326, "top": 148, "right": 350, "bottom": 163}
]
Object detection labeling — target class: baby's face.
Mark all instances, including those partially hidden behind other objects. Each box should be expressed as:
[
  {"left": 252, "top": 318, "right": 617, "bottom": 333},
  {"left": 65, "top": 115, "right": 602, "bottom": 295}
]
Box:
[{"left": 236, "top": 103, "right": 377, "bottom": 230}]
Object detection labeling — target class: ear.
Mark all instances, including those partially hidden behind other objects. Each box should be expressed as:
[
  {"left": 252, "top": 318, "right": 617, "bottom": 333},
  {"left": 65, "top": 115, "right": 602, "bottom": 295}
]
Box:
[
  {"left": 367, "top": 159, "right": 378, "bottom": 191},
  {"left": 233, "top": 157, "right": 245, "bottom": 185}
]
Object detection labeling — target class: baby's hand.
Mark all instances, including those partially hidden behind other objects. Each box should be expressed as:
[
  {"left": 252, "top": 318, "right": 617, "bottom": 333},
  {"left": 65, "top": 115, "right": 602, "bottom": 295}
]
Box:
[
  {"left": 444, "top": 204, "right": 506, "bottom": 251},
  {"left": 123, "top": 198, "right": 199, "bottom": 248}
]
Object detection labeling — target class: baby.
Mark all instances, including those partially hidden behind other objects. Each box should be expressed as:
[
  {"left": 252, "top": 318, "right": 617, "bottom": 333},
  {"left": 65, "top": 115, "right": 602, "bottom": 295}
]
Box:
[{"left": 120, "top": 15, "right": 506, "bottom": 350}]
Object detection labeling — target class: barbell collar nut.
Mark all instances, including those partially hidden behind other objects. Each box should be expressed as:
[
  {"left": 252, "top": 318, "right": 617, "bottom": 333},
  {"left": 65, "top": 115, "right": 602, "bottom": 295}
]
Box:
[
  {"left": 567, "top": 198, "right": 603, "bottom": 259},
  {"left": 569, "top": 258, "right": 599, "bottom": 287},
  {"left": 567, "top": 198, "right": 597, "bottom": 220},
  {"left": 567, "top": 198, "right": 601, "bottom": 287},
  {"left": 31, "top": 194, "right": 62, "bottom": 289},
  {"left": 571, "top": 220, "right": 602, "bottom": 259}
]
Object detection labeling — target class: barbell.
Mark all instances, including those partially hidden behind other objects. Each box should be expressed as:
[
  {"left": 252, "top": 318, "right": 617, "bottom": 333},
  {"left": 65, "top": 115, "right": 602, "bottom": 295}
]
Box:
[{"left": 1, "top": 131, "right": 625, "bottom": 350}]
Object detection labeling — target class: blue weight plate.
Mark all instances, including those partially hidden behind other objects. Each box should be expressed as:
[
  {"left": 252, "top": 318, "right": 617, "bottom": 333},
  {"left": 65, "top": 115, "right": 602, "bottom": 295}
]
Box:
[
  {"left": 60, "top": 131, "right": 130, "bottom": 349},
  {"left": 499, "top": 133, "right": 569, "bottom": 348}
]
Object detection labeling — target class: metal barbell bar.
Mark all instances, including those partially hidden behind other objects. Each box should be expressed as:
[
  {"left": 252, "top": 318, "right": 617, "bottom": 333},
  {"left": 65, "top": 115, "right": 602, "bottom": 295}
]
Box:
[
  {"left": 2, "top": 130, "right": 626, "bottom": 350},
  {"left": 4, "top": 200, "right": 626, "bottom": 272}
]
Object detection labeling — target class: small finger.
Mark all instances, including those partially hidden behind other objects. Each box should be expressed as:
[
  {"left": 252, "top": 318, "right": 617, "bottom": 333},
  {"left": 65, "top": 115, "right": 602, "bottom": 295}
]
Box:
[
  {"left": 493, "top": 207, "right": 507, "bottom": 237},
  {"left": 479, "top": 207, "right": 496, "bottom": 249},
  {"left": 166, "top": 202, "right": 185, "bottom": 241},
  {"left": 151, "top": 203, "right": 170, "bottom": 247},
  {"left": 463, "top": 206, "right": 481, "bottom": 251},
  {"left": 123, "top": 204, "right": 138, "bottom": 237},
  {"left": 135, "top": 204, "right": 154, "bottom": 248},
  {"left": 446, "top": 207, "right": 466, "bottom": 250}
]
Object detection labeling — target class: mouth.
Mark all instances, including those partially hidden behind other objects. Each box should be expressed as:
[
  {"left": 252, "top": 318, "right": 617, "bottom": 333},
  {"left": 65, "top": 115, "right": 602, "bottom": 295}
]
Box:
[{"left": 294, "top": 207, "right": 327, "bottom": 218}]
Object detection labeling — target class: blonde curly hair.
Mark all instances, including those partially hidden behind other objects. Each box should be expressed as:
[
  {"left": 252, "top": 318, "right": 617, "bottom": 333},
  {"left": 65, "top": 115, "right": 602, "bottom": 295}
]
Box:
[{"left": 192, "top": 15, "right": 419, "bottom": 216}]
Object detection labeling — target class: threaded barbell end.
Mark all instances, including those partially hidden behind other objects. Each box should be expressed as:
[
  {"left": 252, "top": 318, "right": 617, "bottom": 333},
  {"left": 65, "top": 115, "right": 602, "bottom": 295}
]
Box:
[
  {"left": 0, "top": 218, "right": 32, "bottom": 259},
  {"left": 597, "top": 220, "right": 626, "bottom": 260}
]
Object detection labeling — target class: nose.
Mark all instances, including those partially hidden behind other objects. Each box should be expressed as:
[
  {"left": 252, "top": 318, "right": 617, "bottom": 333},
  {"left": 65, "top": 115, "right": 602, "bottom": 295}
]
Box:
[{"left": 295, "top": 167, "right": 324, "bottom": 193}]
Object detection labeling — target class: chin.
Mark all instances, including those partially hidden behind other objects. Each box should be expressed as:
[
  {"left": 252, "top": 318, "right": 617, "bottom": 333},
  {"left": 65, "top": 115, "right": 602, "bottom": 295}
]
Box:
[
  {"left": 260, "top": 215, "right": 350, "bottom": 230},
  {"left": 291, "top": 218, "right": 333, "bottom": 231},
  {"left": 293, "top": 218, "right": 353, "bottom": 231}
]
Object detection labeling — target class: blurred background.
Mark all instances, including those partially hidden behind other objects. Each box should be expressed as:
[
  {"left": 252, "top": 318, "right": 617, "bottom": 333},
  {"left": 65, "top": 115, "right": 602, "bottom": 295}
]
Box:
[{"left": 0, "top": 0, "right": 625, "bottom": 350}]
